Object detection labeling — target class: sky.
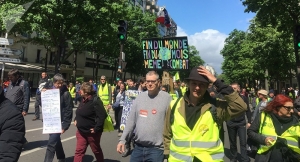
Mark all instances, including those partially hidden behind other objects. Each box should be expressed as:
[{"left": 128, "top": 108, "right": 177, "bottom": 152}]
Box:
[{"left": 157, "top": 0, "right": 255, "bottom": 74}]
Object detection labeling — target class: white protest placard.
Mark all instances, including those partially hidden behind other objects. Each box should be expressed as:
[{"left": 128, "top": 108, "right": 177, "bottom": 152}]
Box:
[{"left": 41, "top": 89, "right": 62, "bottom": 134}]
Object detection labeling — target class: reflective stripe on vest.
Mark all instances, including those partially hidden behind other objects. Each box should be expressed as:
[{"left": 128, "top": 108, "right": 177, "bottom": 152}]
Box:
[
  {"left": 169, "top": 98, "right": 224, "bottom": 162},
  {"left": 98, "top": 84, "right": 109, "bottom": 105},
  {"left": 172, "top": 138, "right": 222, "bottom": 148},
  {"left": 170, "top": 151, "right": 224, "bottom": 162},
  {"left": 68, "top": 87, "right": 75, "bottom": 98},
  {"left": 257, "top": 112, "right": 300, "bottom": 154}
]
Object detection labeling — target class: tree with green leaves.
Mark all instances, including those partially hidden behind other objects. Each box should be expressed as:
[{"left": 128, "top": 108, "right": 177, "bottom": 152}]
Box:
[
  {"left": 221, "top": 18, "right": 295, "bottom": 88},
  {"left": 115, "top": 5, "right": 159, "bottom": 77},
  {"left": 242, "top": 0, "right": 300, "bottom": 85},
  {"left": 221, "top": 29, "right": 254, "bottom": 84},
  {"left": 1, "top": 0, "right": 161, "bottom": 82}
]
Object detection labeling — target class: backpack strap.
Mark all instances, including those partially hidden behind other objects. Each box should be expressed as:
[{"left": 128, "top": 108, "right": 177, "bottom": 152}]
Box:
[{"left": 170, "top": 97, "right": 181, "bottom": 126}]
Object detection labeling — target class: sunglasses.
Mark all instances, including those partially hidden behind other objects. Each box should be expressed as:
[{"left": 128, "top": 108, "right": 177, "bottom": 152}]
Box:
[
  {"left": 146, "top": 80, "right": 157, "bottom": 84},
  {"left": 282, "top": 106, "right": 294, "bottom": 111}
]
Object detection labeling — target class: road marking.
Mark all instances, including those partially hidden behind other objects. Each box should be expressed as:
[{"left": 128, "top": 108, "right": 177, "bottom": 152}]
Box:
[
  {"left": 26, "top": 127, "right": 43, "bottom": 132},
  {"left": 26, "top": 122, "right": 74, "bottom": 133},
  {"left": 20, "top": 136, "right": 76, "bottom": 156}
]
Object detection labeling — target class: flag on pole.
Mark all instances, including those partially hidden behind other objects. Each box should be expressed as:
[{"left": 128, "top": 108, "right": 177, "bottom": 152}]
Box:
[
  {"left": 155, "top": 7, "right": 171, "bottom": 28},
  {"left": 173, "top": 72, "right": 180, "bottom": 82}
]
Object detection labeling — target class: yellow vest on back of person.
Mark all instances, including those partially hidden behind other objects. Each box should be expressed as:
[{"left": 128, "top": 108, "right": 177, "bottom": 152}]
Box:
[
  {"left": 170, "top": 93, "right": 177, "bottom": 100},
  {"left": 98, "top": 83, "right": 110, "bottom": 105},
  {"left": 257, "top": 112, "right": 300, "bottom": 154},
  {"left": 68, "top": 87, "right": 75, "bottom": 98},
  {"left": 169, "top": 98, "right": 224, "bottom": 162},
  {"left": 180, "top": 86, "right": 187, "bottom": 95}
]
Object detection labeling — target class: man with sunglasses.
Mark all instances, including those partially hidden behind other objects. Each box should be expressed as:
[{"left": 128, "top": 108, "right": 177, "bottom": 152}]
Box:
[
  {"left": 97, "top": 75, "right": 112, "bottom": 110},
  {"left": 117, "top": 71, "right": 172, "bottom": 162}
]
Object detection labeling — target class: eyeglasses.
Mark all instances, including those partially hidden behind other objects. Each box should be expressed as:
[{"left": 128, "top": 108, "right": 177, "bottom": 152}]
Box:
[
  {"left": 146, "top": 80, "right": 157, "bottom": 84},
  {"left": 282, "top": 106, "right": 294, "bottom": 111}
]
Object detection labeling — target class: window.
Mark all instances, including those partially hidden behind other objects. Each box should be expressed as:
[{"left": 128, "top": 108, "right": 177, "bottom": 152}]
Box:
[
  {"left": 36, "top": 50, "right": 41, "bottom": 63},
  {"left": 49, "top": 52, "right": 55, "bottom": 64},
  {"left": 21, "top": 33, "right": 31, "bottom": 38},
  {"left": 36, "top": 32, "right": 40, "bottom": 38},
  {"left": 22, "top": 46, "right": 26, "bottom": 61}
]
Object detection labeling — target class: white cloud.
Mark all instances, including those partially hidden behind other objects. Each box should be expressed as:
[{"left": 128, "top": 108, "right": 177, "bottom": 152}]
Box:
[{"left": 177, "top": 26, "right": 228, "bottom": 74}]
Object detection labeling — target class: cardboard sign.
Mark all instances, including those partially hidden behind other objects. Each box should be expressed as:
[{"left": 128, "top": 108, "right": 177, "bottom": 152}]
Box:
[{"left": 142, "top": 36, "right": 189, "bottom": 70}]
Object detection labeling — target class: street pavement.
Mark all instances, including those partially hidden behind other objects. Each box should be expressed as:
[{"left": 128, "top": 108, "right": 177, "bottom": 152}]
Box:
[{"left": 19, "top": 98, "right": 254, "bottom": 162}]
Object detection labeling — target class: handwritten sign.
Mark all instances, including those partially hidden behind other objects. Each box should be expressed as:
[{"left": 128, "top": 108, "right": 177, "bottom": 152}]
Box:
[
  {"left": 41, "top": 89, "right": 62, "bottom": 134},
  {"left": 120, "top": 90, "right": 142, "bottom": 131},
  {"left": 142, "top": 37, "right": 189, "bottom": 70}
]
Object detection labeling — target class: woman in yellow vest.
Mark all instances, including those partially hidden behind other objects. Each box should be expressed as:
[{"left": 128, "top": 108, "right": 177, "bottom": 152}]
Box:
[
  {"left": 248, "top": 94, "right": 300, "bottom": 162},
  {"left": 163, "top": 66, "right": 247, "bottom": 162},
  {"left": 68, "top": 83, "right": 76, "bottom": 102}
]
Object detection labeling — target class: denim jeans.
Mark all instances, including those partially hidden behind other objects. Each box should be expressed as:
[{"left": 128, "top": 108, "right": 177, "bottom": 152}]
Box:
[
  {"left": 44, "top": 133, "right": 65, "bottom": 162},
  {"left": 227, "top": 124, "right": 250, "bottom": 162},
  {"left": 130, "top": 144, "right": 164, "bottom": 162},
  {"left": 34, "top": 94, "right": 41, "bottom": 119}
]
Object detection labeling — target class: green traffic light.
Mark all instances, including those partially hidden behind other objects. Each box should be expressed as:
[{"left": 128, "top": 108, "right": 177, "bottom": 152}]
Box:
[
  {"left": 120, "top": 35, "right": 125, "bottom": 40},
  {"left": 298, "top": 42, "right": 300, "bottom": 47}
]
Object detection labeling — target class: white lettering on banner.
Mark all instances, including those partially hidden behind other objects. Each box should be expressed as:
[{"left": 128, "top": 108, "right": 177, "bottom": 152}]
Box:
[{"left": 41, "top": 89, "right": 62, "bottom": 134}]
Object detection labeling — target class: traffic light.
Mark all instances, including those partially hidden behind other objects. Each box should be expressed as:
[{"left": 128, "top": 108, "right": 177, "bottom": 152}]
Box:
[
  {"left": 117, "top": 20, "right": 127, "bottom": 42},
  {"left": 116, "top": 71, "right": 122, "bottom": 81},
  {"left": 295, "top": 25, "right": 300, "bottom": 49}
]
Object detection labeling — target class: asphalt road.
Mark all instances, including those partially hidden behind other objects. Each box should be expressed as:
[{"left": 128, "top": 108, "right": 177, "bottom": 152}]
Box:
[{"left": 18, "top": 99, "right": 254, "bottom": 162}]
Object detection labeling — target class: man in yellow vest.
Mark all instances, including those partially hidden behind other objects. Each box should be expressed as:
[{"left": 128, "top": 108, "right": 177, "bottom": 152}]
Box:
[
  {"left": 97, "top": 75, "right": 112, "bottom": 110},
  {"left": 180, "top": 82, "right": 187, "bottom": 95},
  {"left": 68, "top": 83, "right": 76, "bottom": 104},
  {"left": 163, "top": 66, "right": 247, "bottom": 162}
]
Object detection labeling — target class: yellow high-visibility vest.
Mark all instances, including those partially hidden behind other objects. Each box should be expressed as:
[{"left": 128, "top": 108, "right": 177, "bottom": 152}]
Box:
[
  {"left": 257, "top": 112, "right": 300, "bottom": 154},
  {"left": 68, "top": 87, "right": 75, "bottom": 98},
  {"left": 98, "top": 83, "right": 110, "bottom": 105},
  {"left": 169, "top": 98, "right": 224, "bottom": 162},
  {"left": 256, "top": 98, "right": 271, "bottom": 107},
  {"left": 170, "top": 93, "right": 177, "bottom": 100},
  {"left": 180, "top": 86, "right": 187, "bottom": 95}
]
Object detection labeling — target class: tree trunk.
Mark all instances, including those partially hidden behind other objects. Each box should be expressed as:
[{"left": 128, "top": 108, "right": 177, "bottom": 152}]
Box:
[
  {"left": 293, "top": 27, "right": 300, "bottom": 87},
  {"left": 55, "top": 47, "right": 60, "bottom": 74},
  {"left": 95, "top": 55, "right": 100, "bottom": 82},
  {"left": 111, "top": 68, "right": 114, "bottom": 84},
  {"left": 44, "top": 48, "right": 48, "bottom": 72},
  {"left": 265, "top": 69, "right": 269, "bottom": 91},
  {"left": 123, "top": 71, "right": 126, "bottom": 81},
  {"left": 289, "top": 69, "right": 293, "bottom": 87},
  {"left": 92, "top": 52, "right": 95, "bottom": 80},
  {"left": 72, "top": 50, "right": 77, "bottom": 84}
]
